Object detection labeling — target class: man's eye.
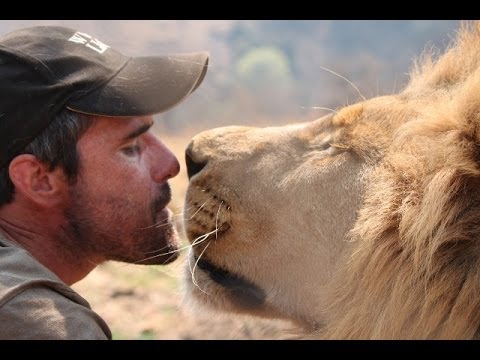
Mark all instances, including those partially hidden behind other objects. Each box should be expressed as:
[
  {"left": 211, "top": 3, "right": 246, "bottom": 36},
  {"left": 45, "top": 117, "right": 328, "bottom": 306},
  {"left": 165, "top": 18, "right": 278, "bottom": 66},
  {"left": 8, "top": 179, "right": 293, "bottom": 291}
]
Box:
[{"left": 121, "top": 145, "right": 140, "bottom": 156}]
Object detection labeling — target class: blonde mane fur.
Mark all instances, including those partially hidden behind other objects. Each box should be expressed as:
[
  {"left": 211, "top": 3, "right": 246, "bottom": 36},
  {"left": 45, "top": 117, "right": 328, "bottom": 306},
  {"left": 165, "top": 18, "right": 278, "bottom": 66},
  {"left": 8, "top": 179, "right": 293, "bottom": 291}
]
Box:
[{"left": 319, "top": 22, "right": 480, "bottom": 339}]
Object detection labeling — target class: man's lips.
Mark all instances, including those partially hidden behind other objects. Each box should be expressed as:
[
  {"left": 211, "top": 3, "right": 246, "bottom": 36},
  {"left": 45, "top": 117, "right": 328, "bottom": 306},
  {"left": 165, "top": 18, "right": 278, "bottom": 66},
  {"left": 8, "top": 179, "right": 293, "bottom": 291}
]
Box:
[{"left": 152, "top": 183, "right": 172, "bottom": 213}]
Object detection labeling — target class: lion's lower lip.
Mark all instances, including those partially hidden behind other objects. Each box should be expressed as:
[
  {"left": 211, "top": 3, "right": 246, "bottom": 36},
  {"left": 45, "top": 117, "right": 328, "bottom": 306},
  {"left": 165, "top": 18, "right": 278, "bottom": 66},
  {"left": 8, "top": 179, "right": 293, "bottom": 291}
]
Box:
[{"left": 194, "top": 256, "right": 266, "bottom": 309}]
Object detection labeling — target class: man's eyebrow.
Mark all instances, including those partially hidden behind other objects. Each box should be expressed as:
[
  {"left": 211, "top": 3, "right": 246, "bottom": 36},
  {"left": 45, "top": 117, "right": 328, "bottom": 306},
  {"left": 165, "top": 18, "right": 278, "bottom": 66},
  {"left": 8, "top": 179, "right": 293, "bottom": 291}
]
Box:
[{"left": 122, "top": 122, "right": 153, "bottom": 141}]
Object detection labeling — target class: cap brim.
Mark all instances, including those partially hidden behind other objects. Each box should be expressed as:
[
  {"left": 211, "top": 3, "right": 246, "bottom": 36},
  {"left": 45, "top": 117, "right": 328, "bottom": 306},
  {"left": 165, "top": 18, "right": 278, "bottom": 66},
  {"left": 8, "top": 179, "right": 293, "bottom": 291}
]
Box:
[{"left": 66, "top": 52, "right": 209, "bottom": 117}]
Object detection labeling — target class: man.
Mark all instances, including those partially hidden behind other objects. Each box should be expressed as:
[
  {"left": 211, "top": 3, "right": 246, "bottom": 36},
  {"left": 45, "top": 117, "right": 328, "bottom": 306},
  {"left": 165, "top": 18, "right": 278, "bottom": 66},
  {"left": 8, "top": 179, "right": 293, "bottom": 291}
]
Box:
[{"left": 0, "top": 25, "right": 209, "bottom": 339}]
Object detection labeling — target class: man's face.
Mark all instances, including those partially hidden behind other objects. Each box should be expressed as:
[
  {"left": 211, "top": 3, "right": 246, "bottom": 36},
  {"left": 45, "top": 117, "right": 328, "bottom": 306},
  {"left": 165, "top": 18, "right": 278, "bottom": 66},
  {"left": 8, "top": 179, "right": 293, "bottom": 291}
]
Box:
[{"left": 65, "top": 116, "right": 181, "bottom": 265}]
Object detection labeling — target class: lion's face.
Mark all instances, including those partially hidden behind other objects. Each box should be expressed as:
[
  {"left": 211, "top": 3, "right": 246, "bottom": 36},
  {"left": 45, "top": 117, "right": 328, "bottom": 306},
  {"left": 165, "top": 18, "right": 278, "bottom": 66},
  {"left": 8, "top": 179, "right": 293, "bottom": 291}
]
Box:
[
  {"left": 183, "top": 98, "right": 398, "bottom": 326},
  {"left": 183, "top": 23, "right": 480, "bottom": 338}
]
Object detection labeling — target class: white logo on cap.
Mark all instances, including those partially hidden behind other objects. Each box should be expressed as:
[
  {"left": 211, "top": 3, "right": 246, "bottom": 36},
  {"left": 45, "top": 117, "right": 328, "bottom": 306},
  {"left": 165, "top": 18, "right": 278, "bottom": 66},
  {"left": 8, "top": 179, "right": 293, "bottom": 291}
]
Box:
[{"left": 68, "top": 31, "right": 110, "bottom": 54}]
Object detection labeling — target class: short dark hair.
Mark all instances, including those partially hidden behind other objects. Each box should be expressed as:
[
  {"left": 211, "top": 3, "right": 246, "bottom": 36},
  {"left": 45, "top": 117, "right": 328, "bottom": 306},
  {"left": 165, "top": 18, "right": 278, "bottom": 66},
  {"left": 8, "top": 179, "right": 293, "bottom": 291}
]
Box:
[{"left": 0, "top": 109, "right": 93, "bottom": 206}]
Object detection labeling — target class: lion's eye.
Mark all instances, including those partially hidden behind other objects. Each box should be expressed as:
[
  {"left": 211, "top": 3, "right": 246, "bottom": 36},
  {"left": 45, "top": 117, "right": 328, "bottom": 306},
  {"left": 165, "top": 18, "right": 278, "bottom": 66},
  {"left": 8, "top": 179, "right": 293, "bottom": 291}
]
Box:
[
  {"left": 310, "top": 133, "right": 333, "bottom": 151},
  {"left": 318, "top": 142, "right": 330, "bottom": 150}
]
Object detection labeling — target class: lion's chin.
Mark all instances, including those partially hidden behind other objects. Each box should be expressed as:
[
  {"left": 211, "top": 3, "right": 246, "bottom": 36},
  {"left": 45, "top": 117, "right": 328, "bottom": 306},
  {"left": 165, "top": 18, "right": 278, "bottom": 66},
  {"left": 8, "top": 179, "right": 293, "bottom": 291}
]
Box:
[
  {"left": 185, "top": 252, "right": 268, "bottom": 313},
  {"left": 195, "top": 256, "right": 266, "bottom": 308},
  {"left": 185, "top": 255, "right": 311, "bottom": 327}
]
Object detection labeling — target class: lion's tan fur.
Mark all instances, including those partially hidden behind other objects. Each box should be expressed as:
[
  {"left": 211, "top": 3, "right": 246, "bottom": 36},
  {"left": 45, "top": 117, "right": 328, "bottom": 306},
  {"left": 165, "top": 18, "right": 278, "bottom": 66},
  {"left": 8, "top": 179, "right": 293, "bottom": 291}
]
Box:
[{"left": 183, "top": 21, "right": 480, "bottom": 339}]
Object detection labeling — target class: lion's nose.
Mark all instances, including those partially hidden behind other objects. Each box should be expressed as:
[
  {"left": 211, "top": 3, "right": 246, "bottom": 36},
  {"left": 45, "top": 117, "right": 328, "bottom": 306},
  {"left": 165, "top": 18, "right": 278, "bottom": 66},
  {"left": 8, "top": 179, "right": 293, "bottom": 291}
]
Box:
[{"left": 185, "top": 143, "right": 207, "bottom": 179}]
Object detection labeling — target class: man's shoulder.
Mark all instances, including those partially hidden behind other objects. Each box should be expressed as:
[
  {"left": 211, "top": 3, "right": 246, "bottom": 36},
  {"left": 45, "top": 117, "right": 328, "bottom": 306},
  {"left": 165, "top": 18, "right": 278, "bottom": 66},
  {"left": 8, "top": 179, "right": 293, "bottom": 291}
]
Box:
[
  {"left": 0, "top": 235, "right": 75, "bottom": 304},
  {"left": 0, "top": 285, "right": 112, "bottom": 339},
  {"left": 0, "top": 235, "right": 111, "bottom": 339}
]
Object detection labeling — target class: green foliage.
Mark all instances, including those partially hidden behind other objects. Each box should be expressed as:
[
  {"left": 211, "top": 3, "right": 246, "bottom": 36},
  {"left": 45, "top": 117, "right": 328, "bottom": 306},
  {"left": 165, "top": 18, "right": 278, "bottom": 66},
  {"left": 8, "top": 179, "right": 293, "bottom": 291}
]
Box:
[
  {"left": 137, "top": 329, "right": 157, "bottom": 340},
  {"left": 235, "top": 46, "right": 293, "bottom": 93},
  {"left": 111, "top": 329, "right": 128, "bottom": 340}
]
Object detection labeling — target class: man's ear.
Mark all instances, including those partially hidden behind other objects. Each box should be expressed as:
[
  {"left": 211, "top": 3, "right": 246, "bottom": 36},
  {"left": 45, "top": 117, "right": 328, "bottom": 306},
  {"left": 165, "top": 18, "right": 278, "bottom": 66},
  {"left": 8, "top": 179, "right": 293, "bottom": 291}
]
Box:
[{"left": 8, "top": 154, "right": 69, "bottom": 207}]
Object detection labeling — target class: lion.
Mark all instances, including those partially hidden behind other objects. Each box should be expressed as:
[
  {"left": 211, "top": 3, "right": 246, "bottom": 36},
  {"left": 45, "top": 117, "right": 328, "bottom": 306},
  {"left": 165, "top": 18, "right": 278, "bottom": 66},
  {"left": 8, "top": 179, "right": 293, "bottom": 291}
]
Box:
[{"left": 182, "top": 21, "right": 480, "bottom": 339}]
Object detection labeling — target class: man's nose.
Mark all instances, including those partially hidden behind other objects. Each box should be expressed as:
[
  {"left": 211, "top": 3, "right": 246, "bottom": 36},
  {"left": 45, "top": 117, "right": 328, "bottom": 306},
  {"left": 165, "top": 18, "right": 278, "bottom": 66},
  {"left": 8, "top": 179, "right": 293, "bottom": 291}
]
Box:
[{"left": 151, "top": 141, "right": 180, "bottom": 183}]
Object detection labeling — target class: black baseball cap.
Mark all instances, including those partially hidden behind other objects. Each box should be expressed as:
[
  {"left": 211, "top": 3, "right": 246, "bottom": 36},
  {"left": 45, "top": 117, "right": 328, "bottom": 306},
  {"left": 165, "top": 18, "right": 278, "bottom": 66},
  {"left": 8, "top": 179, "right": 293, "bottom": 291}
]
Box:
[{"left": 0, "top": 25, "right": 209, "bottom": 168}]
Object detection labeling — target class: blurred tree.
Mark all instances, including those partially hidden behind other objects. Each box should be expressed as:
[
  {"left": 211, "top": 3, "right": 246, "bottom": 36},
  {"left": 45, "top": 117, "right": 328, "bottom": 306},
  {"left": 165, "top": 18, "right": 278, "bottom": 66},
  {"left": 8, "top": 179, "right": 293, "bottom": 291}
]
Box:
[
  {"left": 236, "top": 46, "right": 293, "bottom": 91},
  {"left": 235, "top": 46, "right": 295, "bottom": 116}
]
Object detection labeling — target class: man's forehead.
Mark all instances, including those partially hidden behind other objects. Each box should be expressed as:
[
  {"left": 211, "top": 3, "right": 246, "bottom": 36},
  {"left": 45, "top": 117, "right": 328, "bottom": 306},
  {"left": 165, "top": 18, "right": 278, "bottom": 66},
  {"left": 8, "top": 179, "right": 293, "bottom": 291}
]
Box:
[
  {"left": 81, "top": 115, "right": 154, "bottom": 142},
  {"left": 92, "top": 115, "right": 153, "bottom": 131}
]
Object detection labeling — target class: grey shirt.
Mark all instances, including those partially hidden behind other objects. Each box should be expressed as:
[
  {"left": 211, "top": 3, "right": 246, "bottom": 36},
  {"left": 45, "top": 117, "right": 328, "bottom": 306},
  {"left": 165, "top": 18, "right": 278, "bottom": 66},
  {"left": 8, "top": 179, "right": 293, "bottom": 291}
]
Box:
[{"left": 0, "top": 232, "right": 111, "bottom": 339}]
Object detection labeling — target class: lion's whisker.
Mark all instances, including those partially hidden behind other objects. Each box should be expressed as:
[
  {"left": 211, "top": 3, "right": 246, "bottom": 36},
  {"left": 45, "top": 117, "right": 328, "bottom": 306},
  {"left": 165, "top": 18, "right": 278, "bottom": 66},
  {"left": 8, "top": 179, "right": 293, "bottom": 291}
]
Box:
[
  {"left": 187, "top": 247, "right": 199, "bottom": 289},
  {"left": 190, "top": 241, "right": 211, "bottom": 295},
  {"left": 142, "top": 242, "right": 173, "bottom": 255},
  {"left": 134, "top": 229, "right": 218, "bottom": 263},
  {"left": 136, "top": 205, "right": 199, "bottom": 231},
  {"left": 175, "top": 204, "right": 199, "bottom": 216},
  {"left": 300, "top": 106, "right": 338, "bottom": 114},
  {"left": 189, "top": 199, "right": 210, "bottom": 220},
  {"left": 189, "top": 229, "right": 218, "bottom": 249},
  {"left": 319, "top": 65, "right": 366, "bottom": 101}
]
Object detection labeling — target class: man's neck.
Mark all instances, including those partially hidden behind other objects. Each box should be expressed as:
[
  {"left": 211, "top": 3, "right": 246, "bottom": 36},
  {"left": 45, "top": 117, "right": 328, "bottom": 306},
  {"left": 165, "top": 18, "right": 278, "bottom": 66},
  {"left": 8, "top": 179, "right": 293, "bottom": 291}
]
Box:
[{"left": 0, "top": 203, "right": 101, "bottom": 285}]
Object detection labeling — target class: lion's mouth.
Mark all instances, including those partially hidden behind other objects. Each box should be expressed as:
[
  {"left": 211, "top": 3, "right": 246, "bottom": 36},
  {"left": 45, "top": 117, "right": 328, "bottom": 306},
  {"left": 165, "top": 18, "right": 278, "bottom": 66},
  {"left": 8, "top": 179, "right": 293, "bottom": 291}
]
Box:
[
  {"left": 187, "top": 222, "right": 230, "bottom": 245},
  {"left": 194, "top": 256, "right": 266, "bottom": 309},
  {"left": 185, "top": 184, "right": 233, "bottom": 242}
]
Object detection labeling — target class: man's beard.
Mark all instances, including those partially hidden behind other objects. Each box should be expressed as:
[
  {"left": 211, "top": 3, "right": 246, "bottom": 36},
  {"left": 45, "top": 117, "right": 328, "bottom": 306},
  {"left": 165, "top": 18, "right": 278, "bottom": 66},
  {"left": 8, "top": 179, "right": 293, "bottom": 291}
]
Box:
[{"left": 62, "top": 182, "right": 180, "bottom": 266}]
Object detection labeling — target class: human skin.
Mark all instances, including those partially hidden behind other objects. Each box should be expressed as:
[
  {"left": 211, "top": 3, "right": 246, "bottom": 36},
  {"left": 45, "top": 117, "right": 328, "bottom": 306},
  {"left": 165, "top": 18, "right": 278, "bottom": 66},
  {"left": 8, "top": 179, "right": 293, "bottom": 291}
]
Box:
[{"left": 0, "top": 115, "right": 180, "bottom": 285}]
